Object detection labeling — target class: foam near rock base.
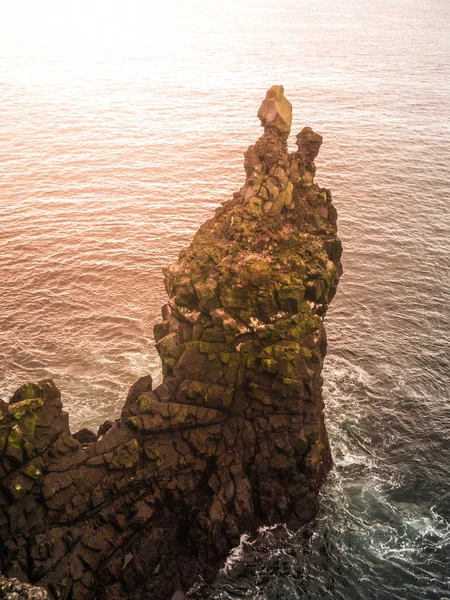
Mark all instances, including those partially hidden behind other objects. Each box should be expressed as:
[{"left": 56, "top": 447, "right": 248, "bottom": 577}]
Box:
[{"left": 0, "top": 86, "right": 342, "bottom": 600}]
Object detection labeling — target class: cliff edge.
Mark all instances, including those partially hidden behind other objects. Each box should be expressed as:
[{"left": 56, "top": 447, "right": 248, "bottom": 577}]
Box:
[{"left": 0, "top": 86, "right": 342, "bottom": 600}]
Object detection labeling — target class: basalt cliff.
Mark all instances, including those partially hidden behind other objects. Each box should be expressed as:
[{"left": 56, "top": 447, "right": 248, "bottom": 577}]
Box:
[{"left": 0, "top": 86, "right": 342, "bottom": 600}]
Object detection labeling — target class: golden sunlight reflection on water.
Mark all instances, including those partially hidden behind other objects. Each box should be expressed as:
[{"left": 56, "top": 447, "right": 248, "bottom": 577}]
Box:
[{"left": 1, "top": 0, "right": 210, "bottom": 82}]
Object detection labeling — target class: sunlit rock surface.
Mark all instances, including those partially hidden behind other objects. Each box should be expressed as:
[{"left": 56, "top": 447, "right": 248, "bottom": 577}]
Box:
[
  {"left": 0, "top": 87, "right": 342, "bottom": 600},
  {"left": 256, "top": 84, "right": 292, "bottom": 133}
]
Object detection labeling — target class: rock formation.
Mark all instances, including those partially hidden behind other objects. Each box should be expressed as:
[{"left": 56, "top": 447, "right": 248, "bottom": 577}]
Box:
[{"left": 0, "top": 86, "right": 342, "bottom": 600}]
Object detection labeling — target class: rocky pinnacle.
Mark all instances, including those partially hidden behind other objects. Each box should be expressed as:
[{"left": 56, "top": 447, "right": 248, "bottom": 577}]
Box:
[{"left": 0, "top": 86, "right": 342, "bottom": 600}]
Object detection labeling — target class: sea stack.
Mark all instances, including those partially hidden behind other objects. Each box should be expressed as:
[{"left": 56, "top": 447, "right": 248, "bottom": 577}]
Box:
[{"left": 0, "top": 86, "right": 342, "bottom": 600}]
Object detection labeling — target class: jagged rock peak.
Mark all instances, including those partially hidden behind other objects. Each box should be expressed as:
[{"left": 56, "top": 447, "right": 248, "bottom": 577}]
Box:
[
  {"left": 241, "top": 87, "right": 323, "bottom": 205},
  {"left": 297, "top": 126, "right": 323, "bottom": 162}
]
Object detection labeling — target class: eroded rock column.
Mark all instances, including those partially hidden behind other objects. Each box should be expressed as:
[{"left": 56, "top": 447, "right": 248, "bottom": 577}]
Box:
[{"left": 152, "top": 84, "right": 341, "bottom": 532}]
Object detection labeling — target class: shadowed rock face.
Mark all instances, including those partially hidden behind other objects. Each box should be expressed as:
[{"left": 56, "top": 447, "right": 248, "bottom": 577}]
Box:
[{"left": 0, "top": 86, "right": 342, "bottom": 600}]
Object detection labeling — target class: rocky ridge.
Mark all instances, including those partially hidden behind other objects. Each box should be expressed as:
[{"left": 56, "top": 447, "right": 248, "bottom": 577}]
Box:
[{"left": 0, "top": 86, "right": 342, "bottom": 600}]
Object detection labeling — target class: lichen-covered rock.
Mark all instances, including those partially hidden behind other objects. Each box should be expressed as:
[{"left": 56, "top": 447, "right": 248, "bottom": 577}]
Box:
[{"left": 0, "top": 86, "right": 342, "bottom": 600}]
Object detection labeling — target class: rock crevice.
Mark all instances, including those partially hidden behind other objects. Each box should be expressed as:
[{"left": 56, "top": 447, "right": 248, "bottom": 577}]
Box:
[{"left": 0, "top": 86, "right": 342, "bottom": 600}]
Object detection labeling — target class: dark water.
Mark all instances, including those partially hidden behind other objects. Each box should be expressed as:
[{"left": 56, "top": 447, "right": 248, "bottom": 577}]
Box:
[{"left": 1, "top": 0, "right": 449, "bottom": 598}]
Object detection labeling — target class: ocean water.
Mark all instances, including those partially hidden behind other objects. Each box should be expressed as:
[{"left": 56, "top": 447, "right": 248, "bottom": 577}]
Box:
[{"left": 1, "top": 0, "right": 449, "bottom": 598}]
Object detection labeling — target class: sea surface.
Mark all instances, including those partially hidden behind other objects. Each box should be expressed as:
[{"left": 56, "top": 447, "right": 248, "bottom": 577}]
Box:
[{"left": 1, "top": 0, "right": 449, "bottom": 598}]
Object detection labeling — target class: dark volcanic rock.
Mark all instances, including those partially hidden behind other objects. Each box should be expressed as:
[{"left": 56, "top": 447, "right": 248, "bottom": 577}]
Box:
[
  {"left": 97, "top": 419, "right": 113, "bottom": 438},
  {"left": 0, "top": 86, "right": 342, "bottom": 600},
  {"left": 73, "top": 428, "right": 97, "bottom": 444}
]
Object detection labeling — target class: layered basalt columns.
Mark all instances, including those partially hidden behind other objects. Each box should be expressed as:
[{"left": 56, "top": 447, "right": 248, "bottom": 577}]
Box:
[
  {"left": 159, "top": 85, "right": 341, "bottom": 435},
  {"left": 0, "top": 378, "right": 232, "bottom": 599},
  {"left": 156, "top": 85, "right": 342, "bottom": 536}
]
